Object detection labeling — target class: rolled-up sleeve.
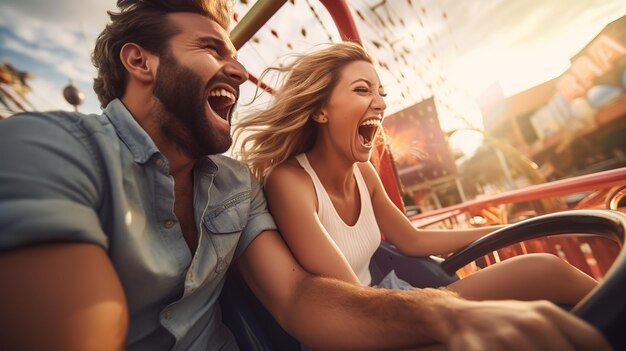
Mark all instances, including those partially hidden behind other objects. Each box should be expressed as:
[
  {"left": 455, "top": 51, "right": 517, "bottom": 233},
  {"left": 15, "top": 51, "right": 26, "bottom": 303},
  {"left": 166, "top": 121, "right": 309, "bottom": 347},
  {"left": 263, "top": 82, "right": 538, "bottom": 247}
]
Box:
[
  {"left": 234, "top": 171, "right": 277, "bottom": 258},
  {"left": 0, "top": 114, "right": 108, "bottom": 251}
]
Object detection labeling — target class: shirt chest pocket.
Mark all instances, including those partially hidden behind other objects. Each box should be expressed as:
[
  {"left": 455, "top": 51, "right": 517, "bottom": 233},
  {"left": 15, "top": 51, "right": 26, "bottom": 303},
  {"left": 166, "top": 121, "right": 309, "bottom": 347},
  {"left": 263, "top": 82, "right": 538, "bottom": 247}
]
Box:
[
  {"left": 203, "top": 192, "right": 251, "bottom": 260},
  {"left": 203, "top": 191, "right": 251, "bottom": 235}
]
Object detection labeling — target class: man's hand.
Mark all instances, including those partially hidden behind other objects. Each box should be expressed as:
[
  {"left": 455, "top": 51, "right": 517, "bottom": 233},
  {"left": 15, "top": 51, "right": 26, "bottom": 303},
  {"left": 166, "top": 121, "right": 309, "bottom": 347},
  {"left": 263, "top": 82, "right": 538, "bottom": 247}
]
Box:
[{"left": 439, "top": 299, "right": 612, "bottom": 351}]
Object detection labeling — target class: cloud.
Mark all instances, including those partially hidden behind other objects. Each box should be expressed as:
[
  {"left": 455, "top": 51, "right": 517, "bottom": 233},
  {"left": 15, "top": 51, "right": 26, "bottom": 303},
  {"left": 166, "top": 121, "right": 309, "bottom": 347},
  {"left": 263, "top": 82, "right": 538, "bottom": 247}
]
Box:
[
  {"left": 0, "top": 1, "right": 98, "bottom": 87},
  {"left": 0, "top": 4, "right": 92, "bottom": 58},
  {"left": 23, "top": 77, "right": 68, "bottom": 111},
  {"left": 0, "top": 1, "right": 114, "bottom": 36},
  {"left": 2, "top": 36, "right": 94, "bottom": 83}
]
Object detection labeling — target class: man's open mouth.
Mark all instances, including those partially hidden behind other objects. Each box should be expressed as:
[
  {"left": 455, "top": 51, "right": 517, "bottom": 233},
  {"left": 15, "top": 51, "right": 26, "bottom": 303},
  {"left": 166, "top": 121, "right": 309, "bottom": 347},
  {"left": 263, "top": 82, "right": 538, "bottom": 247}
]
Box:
[
  {"left": 207, "top": 88, "right": 236, "bottom": 121},
  {"left": 358, "top": 118, "right": 381, "bottom": 147}
]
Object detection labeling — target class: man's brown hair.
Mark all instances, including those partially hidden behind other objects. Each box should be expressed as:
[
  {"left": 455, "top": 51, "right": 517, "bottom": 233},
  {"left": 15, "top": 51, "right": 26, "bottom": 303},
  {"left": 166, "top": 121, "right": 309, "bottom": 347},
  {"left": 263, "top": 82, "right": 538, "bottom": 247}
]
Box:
[{"left": 92, "top": 0, "right": 233, "bottom": 108}]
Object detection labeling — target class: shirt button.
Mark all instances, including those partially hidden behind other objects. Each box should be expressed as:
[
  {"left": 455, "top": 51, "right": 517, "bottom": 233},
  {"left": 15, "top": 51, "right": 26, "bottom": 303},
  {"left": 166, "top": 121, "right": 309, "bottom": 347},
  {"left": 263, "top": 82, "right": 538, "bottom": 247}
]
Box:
[
  {"left": 163, "top": 310, "right": 172, "bottom": 320},
  {"left": 215, "top": 258, "right": 227, "bottom": 273},
  {"left": 164, "top": 219, "right": 175, "bottom": 229},
  {"left": 155, "top": 158, "right": 164, "bottom": 168}
]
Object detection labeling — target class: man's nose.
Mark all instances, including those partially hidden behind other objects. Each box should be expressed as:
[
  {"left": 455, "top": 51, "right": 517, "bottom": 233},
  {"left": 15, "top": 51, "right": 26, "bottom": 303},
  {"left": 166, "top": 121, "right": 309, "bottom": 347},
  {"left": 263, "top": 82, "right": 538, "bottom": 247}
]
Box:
[{"left": 223, "top": 59, "right": 248, "bottom": 85}]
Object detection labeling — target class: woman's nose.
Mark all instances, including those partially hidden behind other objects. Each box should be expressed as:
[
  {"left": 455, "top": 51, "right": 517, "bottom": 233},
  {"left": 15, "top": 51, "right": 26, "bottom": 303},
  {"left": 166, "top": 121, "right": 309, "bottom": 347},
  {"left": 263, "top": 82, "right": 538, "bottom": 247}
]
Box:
[{"left": 372, "top": 93, "right": 387, "bottom": 113}]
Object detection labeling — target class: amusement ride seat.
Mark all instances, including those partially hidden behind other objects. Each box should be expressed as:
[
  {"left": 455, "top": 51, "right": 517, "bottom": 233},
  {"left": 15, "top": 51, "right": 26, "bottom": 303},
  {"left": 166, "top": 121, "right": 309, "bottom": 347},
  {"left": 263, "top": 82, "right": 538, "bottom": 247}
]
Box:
[{"left": 219, "top": 209, "right": 626, "bottom": 350}]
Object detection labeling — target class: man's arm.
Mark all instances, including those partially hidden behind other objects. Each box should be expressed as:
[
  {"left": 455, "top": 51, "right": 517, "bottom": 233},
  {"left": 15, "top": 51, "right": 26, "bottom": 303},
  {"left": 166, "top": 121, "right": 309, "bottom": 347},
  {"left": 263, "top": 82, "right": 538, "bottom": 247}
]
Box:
[
  {"left": 237, "top": 230, "right": 611, "bottom": 350},
  {"left": 0, "top": 243, "right": 128, "bottom": 351},
  {"left": 0, "top": 115, "right": 127, "bottom": 350},
  {"left": 236, "top": 229, "right": 449, "bottom": 349}
]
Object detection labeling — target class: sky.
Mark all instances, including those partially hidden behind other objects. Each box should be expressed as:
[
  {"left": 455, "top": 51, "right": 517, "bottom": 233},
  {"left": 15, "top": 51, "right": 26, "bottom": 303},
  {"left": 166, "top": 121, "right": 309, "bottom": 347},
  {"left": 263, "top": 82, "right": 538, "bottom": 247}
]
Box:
[
  {"left": 1, "top": 0, "right": 626, "bottom": 155},
  {"left": 0, "top": 1, "right": 113, "bottom": 113}
]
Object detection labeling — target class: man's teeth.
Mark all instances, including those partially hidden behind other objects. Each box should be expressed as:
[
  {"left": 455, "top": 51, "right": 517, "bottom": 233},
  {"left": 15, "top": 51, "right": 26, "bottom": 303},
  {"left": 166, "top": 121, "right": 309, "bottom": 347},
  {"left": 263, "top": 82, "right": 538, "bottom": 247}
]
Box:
[{"left": 208, "top": 88, "right": 236, "bottom": 103}]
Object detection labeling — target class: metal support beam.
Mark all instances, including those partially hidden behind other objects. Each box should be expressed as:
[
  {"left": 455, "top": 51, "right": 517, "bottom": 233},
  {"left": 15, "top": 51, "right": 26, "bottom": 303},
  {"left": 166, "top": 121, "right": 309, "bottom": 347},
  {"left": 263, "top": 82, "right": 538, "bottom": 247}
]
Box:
[
  {"left": 319, "top": 0, "right": 362, "bottom": 44},
  {"left": 230, "top": 0, "right": 287, "bottom": 50}
]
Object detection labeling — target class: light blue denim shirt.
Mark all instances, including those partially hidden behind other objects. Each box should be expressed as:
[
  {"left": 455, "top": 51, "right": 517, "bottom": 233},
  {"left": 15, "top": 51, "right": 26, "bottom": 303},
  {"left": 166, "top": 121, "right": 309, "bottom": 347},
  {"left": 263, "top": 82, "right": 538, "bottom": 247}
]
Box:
[{"left": 0, "top": 99, "right": 277, "bottom": 350}]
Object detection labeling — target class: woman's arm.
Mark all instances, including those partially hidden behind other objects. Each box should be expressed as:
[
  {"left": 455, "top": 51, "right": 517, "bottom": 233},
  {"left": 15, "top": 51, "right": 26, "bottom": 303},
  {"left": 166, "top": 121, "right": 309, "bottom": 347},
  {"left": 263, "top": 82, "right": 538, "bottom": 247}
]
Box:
[
  {"left": 359, "top": 162, "right": 503, "bottom": 256},
  {"left": 265, "top": 161, "right": 361, "bottom": 284}
]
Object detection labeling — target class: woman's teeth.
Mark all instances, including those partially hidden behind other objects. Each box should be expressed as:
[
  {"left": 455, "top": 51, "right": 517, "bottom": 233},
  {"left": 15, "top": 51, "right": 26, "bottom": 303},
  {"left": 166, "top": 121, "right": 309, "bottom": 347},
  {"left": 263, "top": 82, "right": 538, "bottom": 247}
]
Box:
[{"left": 358, "top": 119, "right": 381, "bottom": 146}]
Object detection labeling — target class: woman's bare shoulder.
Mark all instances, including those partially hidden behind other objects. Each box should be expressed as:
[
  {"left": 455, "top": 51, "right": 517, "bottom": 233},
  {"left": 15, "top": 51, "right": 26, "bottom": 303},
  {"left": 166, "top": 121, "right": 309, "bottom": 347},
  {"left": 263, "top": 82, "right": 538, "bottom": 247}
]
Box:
[
  {"left": 356, "top": 161, "right": 378, "bottom": 177},
  {"left": 356, "top": 161, "right": 382, "bottom": 195},
  {"left": 265, "top": 157, "right": 312, "bottom": 192},
  {"left": 265, "top": 157, "right": 318, "bottom": 212}
]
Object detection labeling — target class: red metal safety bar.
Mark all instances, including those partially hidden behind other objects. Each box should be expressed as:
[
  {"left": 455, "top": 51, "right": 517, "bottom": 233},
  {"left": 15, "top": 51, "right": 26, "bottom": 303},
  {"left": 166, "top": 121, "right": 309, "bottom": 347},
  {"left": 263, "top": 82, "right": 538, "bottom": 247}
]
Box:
[
  {"left": 413, "top": 167, "right": 626, "bottom": 221},
  {"left": 411, "top": 167, "right": 626, "bottom": 279}
]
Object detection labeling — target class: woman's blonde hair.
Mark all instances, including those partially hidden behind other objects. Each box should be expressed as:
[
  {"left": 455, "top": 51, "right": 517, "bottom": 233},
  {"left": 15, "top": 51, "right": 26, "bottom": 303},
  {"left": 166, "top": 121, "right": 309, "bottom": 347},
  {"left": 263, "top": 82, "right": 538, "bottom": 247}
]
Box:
[{"left": 234, "top": 42, "right": 374, "bottom": 183}]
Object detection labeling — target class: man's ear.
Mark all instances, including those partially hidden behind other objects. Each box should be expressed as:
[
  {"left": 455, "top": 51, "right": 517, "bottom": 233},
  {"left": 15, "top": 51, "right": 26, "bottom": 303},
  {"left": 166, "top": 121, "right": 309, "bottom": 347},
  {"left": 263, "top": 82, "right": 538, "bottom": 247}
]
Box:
[{"left": 119, "top": 43, "right": 157, "bottom": 83}]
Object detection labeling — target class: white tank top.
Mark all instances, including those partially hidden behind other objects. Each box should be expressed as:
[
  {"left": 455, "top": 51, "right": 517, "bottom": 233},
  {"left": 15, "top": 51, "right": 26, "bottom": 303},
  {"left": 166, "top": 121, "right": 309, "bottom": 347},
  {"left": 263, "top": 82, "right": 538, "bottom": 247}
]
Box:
[{"left": 295, "top": 154, "right": 381, "bottom": 285}]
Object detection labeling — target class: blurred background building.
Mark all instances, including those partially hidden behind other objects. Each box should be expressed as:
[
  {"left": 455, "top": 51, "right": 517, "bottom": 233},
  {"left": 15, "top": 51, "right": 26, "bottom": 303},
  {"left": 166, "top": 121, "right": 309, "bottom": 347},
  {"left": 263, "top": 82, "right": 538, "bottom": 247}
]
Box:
[{"left": 384, "top": 14, "right": 626, "bottom": 212}]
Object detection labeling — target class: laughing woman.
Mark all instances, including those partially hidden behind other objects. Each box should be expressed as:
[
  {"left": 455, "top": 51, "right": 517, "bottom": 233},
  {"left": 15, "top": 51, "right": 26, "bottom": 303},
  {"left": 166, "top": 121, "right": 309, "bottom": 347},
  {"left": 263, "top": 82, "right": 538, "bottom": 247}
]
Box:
[{"left": 234, "top": 42, "right": 596, "bottom": 305}]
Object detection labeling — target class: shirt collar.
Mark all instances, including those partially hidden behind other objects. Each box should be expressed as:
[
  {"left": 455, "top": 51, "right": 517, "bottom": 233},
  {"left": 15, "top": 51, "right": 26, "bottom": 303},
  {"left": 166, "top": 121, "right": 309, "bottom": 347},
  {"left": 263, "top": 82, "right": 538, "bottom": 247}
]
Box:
[
  {"left": 103, "top": 99, "right": 160, "bottom": 164},
  {"left": 195, "top": 156, "right": 219, "bottom": 175}
]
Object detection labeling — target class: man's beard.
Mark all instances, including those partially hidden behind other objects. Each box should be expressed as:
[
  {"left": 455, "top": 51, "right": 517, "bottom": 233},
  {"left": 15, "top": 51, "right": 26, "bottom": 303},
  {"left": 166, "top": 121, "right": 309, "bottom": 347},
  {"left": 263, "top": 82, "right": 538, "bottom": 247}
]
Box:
[{"left": 152, "top": 51, "right": 233, "bottom": 159}]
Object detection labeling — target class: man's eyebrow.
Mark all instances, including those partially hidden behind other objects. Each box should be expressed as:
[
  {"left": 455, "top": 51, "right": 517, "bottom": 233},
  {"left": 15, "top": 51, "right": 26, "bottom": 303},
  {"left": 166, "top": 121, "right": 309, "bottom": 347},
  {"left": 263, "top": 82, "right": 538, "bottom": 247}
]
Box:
[{"left": 196, "top": 36, "right": 237, "bottom": 58}]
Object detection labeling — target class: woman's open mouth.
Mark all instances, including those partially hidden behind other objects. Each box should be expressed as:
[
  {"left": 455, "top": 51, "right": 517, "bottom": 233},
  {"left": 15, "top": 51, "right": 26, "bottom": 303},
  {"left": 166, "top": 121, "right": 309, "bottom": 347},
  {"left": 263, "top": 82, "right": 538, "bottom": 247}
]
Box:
[
  {"left": 207, "top": 88, "right": 236, "bottom": 122},
  {"left": 358, "top": 118, "right": 381, "bottom": 147}
]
